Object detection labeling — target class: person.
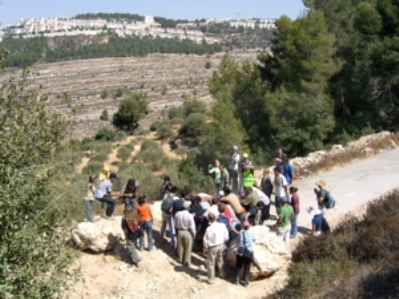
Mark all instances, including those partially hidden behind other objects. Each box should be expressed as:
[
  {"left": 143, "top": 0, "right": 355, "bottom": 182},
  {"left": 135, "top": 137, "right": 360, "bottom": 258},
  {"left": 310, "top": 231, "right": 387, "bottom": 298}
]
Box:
[
  {"left": 235, "top": 221, "right": 256, "bottom": 287},
  {"left": 259, "top": 169, "right": 273, "bottom": 199},
  {"left": 252, "top": 186, "right": 270, "bottom": 225},
  {"left": 282, "top": 157, "right": 294, "bottom": 185},
  {"left": 290, "top": 186, "right": 300, "bottom": 239},
  {"left": 84, "top": 174, "right": 97, "bottom": 222},
  {"left": 314, "top": 180, "right": 328, "bottom": 214},
  {"left": 98, "top": 165, "right": 110, "bottom": 182},
  {"left": 160, "top": 175, "right": 174, "bottom": 198},
  {"left": 98, "top": 165, "right": 110, "bottom": 215},
  {"left": 241, "top": 186, "right": 259, "bottom": 223},
  {"left": 203, "top": 212, "right": 229, "bottom": 284},
  {"left": 220, "top": 187, "right": 246, "bottom": 221},
  {"left": 174, "top": 201, "right": 196, "bottom": 267},
  {"left": 189, "top": 196, "right": 207, "bottom": 247},
  {"left": 94, "top": 172, "right": 120, "bottom": 220},
  {"left": 137, "top": 194, "right": 154, "bottom": 251},
  {"left": 275, "top": 196, "right": 294, "bottom": 247},
  {"left": 209, "top": 159, "right": 222, "bottom": 194},
  {"left": 121, "top": 206, "right": 142, "bottom": 266},
  {"left": 120, "top": 178, "right": 139, "bottom": 208},
  {"left": 274, "top": 166, "right": 289, "bottom": 215},
  {"left": 220, "top": 164, "right": 230, "bottom": 189},
  {"left": 217, "top": 203, "right": 240, "bottom": 243},
  {"left": 306, "top": 205, "right": 323, "bottom": 236},
  {"left": 160, "top": 186, "right": 180, "bottom": 248},
  {"left": 227, "top": 146, "right": 240, "bottom": 193},
  {"left": 275, "top": 147, "right": 287, "bottom": 161},
  {"left": 240, "top": 153, "right": 256, "bottom": 191},
  {"left": 203, "top": 197, "right": 220, "bottom": 220}
]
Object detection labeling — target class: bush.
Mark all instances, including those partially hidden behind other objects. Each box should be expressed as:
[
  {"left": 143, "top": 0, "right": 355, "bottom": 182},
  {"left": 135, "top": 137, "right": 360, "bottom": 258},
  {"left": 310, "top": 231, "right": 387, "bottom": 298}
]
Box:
[
  {"left": 116, "top": 161, "right": 130, "bottom": 172},
  {"left": 100, "top": 109, "right": 109, "bottom": 121},
  {"left": 168, "top": 105, "right": 184, "bottom": 119},
  {"left": 89, "top": 152, "right": 109, "bottom": 163},
  {"left": 178, "top": 113, "right": 208, "bottom": 143},
  {"left": 95, "top": 128, "right": 115, "bottom": 142},
  {"left": 117, "top": 143, "right": 135, "bottom": 161},
  {"left": 100, "top": 90, "right": 107, "bottom": 99},
  {"left": 157, "top": 124, "right": 173, "bottom": 139},
  {"left": 82, "top": 161, "right": 103, "bottom": 175}
]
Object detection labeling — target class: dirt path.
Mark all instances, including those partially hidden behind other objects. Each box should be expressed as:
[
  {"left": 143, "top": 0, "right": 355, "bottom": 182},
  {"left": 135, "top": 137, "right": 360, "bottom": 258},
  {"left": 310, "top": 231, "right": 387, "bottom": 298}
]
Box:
[{"left": 65, "top": 148, "right": 399, "bottom": 299}]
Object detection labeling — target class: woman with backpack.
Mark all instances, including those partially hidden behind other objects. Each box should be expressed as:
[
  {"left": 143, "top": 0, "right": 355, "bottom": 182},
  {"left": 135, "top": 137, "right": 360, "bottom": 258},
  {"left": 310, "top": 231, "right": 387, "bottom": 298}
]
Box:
[
  {"left": 235, "top": 221, "right": 256, "bottom": 287},
  {"left": 137, "top": 194, "right": 154, "bottom": 251},
  {"left": 121, "top": 206, "right": 142, "bottom": 266}
]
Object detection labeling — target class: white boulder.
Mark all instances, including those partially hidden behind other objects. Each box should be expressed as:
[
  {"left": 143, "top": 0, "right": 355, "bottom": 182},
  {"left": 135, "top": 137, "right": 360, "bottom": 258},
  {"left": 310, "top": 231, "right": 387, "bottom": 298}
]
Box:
[
  {"left": 71, "top": 216, "right": 125, "bottom": 252},
  {"left": 225, "top": 225, "right": 290, "bottom": 280}
]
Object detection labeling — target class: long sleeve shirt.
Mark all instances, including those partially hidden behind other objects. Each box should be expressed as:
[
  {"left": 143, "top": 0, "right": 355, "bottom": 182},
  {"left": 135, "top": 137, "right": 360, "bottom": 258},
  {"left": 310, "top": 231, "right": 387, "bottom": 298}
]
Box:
[
  {"left": 203, "top": 222, "right": 228, "bottom": 248},
  {"left": 174, "top": 210, "right": 196, "bottom": 236},
  {"left": 209, "top": 166, "right": 221, "bottom": 184}
]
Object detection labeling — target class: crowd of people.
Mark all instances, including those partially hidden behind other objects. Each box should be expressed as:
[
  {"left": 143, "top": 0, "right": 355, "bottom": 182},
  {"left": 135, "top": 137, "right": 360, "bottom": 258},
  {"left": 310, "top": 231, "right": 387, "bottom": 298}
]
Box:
[{"left": 83, "top": 146, "right": 334, "bottom": 285}]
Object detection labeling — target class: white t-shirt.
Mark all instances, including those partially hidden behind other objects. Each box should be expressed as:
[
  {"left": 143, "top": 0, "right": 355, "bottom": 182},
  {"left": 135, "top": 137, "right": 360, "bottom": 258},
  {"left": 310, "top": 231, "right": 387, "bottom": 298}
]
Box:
[
  {"left": 94, "top": 179, "right": 112, "bottom": 199},
  {"left": 252, "top": 186, "right": 270, "bottom": 205},
  {"left": 274, "top": 174, "right": 288, "bottom": 197}
]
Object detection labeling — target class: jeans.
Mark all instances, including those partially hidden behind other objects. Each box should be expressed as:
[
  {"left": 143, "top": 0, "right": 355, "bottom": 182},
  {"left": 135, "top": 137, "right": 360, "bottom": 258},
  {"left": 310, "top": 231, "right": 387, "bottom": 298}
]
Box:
[
  {"left": 259, "top": 204, "right": 270, "bottom": 225},
  {"left": 290, "top": 212, "right": 299, "bottom": 238},
  {"left": 215, "top": 183, "right": 222, "bottom": 194},
  {"left": 161, "top": 213, "right": 177, "bottom": 247},
  {"left": 277, "top": 225, "right": 291, "bottom": 247},
  {"left": 96, "top": 194, "right": 115, "bottom": 217},
  {"left": 84, "top": 200, "right": 94, "bottom": 222},
  {"left": 139, "top": 220, "right": 154, "bottom": 251},
  {"left": 236, "top": 254, "right": 252, "bottom": 285},
  {"left": 228, "top": 169, "right": 239, "bottom": 194}
]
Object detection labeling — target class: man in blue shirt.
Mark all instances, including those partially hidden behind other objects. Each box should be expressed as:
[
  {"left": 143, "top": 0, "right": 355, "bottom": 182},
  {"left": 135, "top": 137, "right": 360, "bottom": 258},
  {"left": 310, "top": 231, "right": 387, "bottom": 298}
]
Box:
[
  {"left": 282, "top": 157, "right": 294, "bottom": 185},
  {"left": 94, "top": 172, "right": 120, "bottom": 219}
]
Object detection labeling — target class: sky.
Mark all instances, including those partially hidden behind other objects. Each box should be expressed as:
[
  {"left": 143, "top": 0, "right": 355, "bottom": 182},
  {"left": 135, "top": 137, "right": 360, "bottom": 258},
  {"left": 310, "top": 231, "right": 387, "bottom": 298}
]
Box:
[{"left": 0, "top": 0, "right": 306, "bottom": 25}]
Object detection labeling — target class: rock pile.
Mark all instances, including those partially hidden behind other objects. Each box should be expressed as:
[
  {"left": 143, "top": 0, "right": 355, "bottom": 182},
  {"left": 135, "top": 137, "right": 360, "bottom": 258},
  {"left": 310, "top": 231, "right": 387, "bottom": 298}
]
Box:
[
  {"left": 225, "top": 226, "right": 290, "bottom": 280},
  {"left": 71, "top": 217, "right": 125, "bottom": 252}
]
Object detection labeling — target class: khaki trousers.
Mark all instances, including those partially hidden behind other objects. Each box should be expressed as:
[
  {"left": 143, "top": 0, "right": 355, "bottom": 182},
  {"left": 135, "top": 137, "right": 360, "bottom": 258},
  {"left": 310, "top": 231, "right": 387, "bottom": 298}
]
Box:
[
  {"left": 177, "top": 230, "right": 193, "bottom": 266},
  {"left": 206, "top": 244, "right": 225, "bottom": 282}
]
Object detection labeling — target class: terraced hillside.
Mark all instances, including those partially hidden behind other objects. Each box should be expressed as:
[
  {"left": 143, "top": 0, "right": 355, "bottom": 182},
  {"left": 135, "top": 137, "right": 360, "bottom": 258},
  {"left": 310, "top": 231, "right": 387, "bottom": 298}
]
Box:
[{"left": 11, "top": 49, "right": 260, "bottom": 137}]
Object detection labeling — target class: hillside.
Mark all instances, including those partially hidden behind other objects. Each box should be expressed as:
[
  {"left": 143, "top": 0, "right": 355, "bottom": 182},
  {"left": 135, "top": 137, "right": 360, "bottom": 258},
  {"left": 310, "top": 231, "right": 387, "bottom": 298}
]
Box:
[{"left": 0, "top": 49, "right": 259, "bottom": 137}]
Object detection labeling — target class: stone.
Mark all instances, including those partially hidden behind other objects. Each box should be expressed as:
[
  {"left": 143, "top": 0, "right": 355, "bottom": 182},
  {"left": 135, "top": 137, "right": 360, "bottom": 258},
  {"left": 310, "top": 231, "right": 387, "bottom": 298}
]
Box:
[
  {"left": 331, "top": 144, "right": 344, "bottom": 152},
  {"left": 71, "top": 217, "right": 125, "bottom": 252},
  {"left": 225, "top": 226, "right": 290, "bottom": 281}
]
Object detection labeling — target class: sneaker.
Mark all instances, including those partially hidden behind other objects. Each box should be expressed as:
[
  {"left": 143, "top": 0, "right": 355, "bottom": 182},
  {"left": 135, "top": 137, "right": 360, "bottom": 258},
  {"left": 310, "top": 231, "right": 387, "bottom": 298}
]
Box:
[
  {"left": 207, "top": 279, "right": 214, "bottom": 285},
  {"left": 135, "top": 259, "right": 142, "bottom": 267},
  {"left": 104, "top": 215, "right": 115, "bottom": 220}
]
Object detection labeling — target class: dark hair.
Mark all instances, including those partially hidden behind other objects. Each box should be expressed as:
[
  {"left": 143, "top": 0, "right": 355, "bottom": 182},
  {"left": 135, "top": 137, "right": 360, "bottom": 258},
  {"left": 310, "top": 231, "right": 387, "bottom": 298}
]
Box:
[
  {"left": 138, "top": 194, "right": 146, "bottom": 205},
  {"left": 244, "top": 186, "right": 253, "bottom": 192},
  {"left": 222, "top": 186, "right": 231, "bottom": 195},
  {"left": 170, "top": 186, "right": 179, "bottom": 194},
  {"left": 290, "top": 186, "right": 298, "bottom": 193},
  {"left": 218, "top": 203, "right": 226, "bottom": 213},
  {"left": 89, "top": 174, "right": 96, "bottom": 184},
  {"left": 193, "top": 196, "right": 202, "bottom": 204},
  {"left": 257, "top": 201, "right": 265, "bottom": 208},
  {"left": 125, "top": 179, "right": 136, "bottom": 193},
  {"left": 274, "top": 166, "right": 281, "bottom": 173},
  {"left": 164, "top": 175, "right": 170, "bottom": 181},
  {"left": 212, "top": 198, "right": 220, "bottom": 205},
  {"left": 180, "top": 191, "right": 187, "bottom": 199}
]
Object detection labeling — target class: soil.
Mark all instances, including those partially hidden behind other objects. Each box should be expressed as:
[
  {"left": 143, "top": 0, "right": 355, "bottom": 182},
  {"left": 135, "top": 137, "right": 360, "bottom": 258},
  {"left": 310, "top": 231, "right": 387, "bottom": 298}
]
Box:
[{"left": 64, "top": 148, "right": 399, "bottom": 299}]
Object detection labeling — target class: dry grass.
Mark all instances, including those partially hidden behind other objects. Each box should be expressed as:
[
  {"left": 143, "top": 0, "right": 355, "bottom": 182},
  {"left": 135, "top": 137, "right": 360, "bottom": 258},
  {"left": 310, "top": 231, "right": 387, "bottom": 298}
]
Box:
[
  {"left": 295, "top": 132, "right": 399, "bottom": 178},
  {"left": 267, "top": 190, "right": 399, "bottom": 299}
]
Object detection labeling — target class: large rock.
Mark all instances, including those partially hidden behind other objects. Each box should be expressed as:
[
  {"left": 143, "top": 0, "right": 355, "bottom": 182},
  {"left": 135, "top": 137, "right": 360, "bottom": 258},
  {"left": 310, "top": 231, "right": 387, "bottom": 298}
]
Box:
[
  {"left": 71, "top": 217, "right": 125, "bottom": 252},
  {"left": 226, "top": 226, "right": 290, "bottom": 280}
]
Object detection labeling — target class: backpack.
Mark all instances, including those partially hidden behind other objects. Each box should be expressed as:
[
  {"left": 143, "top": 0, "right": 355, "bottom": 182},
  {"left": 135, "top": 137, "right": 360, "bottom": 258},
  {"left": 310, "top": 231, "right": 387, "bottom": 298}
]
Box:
[
  {"left": 161, "top": 194, "right": 174, "bottom": 213},
  {"left": 324, "top": 190, "right": 335, "bottom": 209}
]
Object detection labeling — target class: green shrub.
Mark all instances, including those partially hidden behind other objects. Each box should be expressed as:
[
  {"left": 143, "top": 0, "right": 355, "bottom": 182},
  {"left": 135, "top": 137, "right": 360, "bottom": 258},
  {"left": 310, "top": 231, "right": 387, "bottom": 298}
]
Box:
[
  {"left": 89, "top": 152, "right": 109, "bottom": 163},
  {"left": 170, "top": 117, "right": 184, "bottom": 126},
  {"left": 178, "top": 113, "right": 208, "bottom": 143},
  {"left": 116, "top": 161, "right": 130, "bottom": 172},
  {"left": 150, "top": 120, "right": 163, "bottom": 131},
  {"left": 82, "top": 161, "right": 103, "bottom": 175},
  {"left": 168, "top": 105, "right": 184, "bottom": 119},
  {"left": 140, "top": 139, "right": 159, "bottom": 152},
  {"left": 157, "top": 124, "right": 173, "bottom": 139},
  {"left": 114, "top": 130, "right": 128, "bottom": 142},
  {"left": 117, "top": 143, "right": 135, "bottom": 161},
  {"left": 95, "top": 128, "right": 115, "bottom": 142},
  {"left": 90, "top": 141, "right": 113, "bottom": 154}
]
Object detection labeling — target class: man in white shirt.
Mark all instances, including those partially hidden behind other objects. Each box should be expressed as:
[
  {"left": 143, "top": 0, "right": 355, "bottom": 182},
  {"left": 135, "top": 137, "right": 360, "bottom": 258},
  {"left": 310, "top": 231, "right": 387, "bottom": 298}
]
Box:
[
  {"left": 273, "top": 166, "right": 289, "bottom": 215},
  {"left": 227, "top": 146, "right": 240, "bottom": 194},
  {"left": 203, "top": 212, "right": 229, "bottom": 284}
]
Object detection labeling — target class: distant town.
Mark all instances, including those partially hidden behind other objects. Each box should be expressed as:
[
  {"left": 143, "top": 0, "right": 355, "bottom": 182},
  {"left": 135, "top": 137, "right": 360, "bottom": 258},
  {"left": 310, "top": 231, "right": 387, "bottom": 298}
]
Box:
[{"left": 0, "top": 15, "right": 276, "bottom": 44}]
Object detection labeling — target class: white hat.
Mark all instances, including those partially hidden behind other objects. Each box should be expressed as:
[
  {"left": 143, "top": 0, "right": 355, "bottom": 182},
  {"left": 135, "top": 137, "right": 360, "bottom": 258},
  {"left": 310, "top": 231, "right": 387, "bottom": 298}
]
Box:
[
  {"left": 243, "top": 153, "right": 248, "bottom": 158},
  {"left": 306, "top": 205, "right": 322, "bottom": 217},
  {"left": 233, "top": 145, "right": 238, "bottom": 150}
]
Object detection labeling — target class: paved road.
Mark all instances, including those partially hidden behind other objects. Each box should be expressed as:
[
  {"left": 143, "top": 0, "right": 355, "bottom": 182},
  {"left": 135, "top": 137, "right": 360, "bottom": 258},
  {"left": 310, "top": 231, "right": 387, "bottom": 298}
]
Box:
[{"left": 287, "top": 148, "right": 399, "bottom": 230}]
